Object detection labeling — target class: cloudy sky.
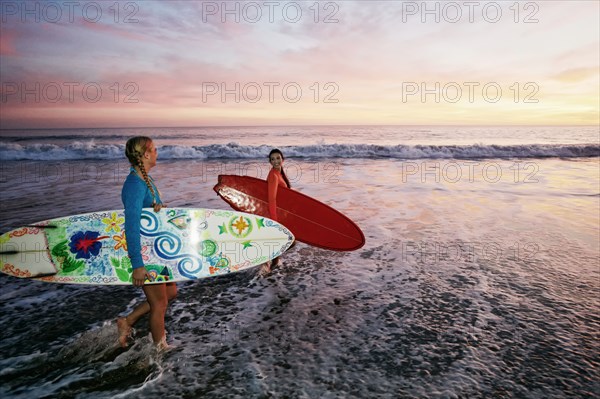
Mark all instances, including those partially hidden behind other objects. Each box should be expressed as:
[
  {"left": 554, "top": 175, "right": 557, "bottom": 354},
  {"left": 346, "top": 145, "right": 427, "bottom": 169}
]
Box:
[{"left": 0, "top": 0, "right": 598, "bottom": 128}]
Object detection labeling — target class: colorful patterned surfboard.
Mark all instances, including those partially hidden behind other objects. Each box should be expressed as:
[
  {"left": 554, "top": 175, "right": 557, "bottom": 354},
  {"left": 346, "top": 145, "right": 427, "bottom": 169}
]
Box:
[{"left": 0, "top": 208, "right": 294, "bottom": 285}]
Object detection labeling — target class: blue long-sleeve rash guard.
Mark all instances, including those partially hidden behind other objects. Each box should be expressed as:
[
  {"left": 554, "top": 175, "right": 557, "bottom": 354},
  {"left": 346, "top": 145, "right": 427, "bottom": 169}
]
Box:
[{"left": 121, "top": 168, "right": 162, "bottom": 269}]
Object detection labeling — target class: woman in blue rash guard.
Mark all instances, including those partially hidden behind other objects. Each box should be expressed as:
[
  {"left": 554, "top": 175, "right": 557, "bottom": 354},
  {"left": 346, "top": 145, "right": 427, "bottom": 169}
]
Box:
[{"left": 116, "top": 136, "right": 176, "bottom": 349}]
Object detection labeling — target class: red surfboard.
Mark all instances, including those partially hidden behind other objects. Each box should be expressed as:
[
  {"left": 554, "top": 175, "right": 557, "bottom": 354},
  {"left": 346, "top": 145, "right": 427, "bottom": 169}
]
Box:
[{"left": 213, "top": 175, "right": 365, "bottom": 251}]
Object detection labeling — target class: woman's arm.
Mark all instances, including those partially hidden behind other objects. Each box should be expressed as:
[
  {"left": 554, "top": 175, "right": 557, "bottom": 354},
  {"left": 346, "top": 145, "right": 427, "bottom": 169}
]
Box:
[
  {"left": 122, "top": 181, "right": 145, "bottom": 269},
  {"left": 267, "top": 170, "right": 279, "bottom": 221}
]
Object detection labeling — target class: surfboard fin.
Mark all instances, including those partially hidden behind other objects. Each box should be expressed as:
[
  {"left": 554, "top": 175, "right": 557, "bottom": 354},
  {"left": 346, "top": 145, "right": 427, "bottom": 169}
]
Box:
[
  {"left": 0, "top": 247, "right": 58, "bottom": 278},
  {"left": 0, "top": 249, "right": 50, "bottom": 255},
  {"left": 0, "top": 264, "right": 58, "bottom": 279},
  {"left": 28, "top": 272, "right": 59, "bottom": 278}
]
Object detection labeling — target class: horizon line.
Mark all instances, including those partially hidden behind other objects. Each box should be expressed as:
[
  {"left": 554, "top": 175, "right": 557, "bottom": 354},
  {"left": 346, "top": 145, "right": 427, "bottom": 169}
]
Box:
[{"left": 1, "top": 123, "right": 598, "bottom": 131}]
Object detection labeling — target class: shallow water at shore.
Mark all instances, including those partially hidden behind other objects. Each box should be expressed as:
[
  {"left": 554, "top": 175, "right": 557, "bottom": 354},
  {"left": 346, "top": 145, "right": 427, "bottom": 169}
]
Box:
[{"left": 0, "top": 156, "right": 598, "bottom": 398}]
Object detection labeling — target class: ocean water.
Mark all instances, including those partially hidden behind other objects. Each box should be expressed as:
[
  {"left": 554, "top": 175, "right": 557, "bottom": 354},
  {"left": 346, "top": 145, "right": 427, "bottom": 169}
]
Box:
[{"left": 0, "top": 126, "right": 598, "bottom": 398}]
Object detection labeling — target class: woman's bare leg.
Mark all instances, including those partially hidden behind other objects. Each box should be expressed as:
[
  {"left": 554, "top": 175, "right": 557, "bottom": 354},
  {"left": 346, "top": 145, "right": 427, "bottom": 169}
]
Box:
[
  {"left": 142, "top": 284, "right": 169, "bottom": 344},
  {"left": 117, "top": 302, "right": 150, "bottom": 347},
  {"left": 117, "top": 282, "right": 177, "bottom": 347}
]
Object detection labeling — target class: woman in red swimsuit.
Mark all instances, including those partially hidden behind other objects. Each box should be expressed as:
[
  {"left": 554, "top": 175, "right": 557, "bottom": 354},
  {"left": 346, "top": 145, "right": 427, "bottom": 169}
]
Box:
[
  {"left": 266, "top": 148, "right": 292, "bottom": 269},
  {"left": 267, "top": 148, "right": 291, "bottom": 221}
]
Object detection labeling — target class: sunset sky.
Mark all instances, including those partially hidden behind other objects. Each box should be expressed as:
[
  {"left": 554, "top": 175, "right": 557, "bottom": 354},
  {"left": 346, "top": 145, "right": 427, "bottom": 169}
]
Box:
[{"left": 0, "top": 0, "right": 598, "bottom": 128}]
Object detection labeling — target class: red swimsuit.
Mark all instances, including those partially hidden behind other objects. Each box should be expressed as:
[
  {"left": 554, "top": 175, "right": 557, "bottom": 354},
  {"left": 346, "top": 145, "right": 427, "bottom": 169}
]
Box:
[{"left": 267, "top": 168, "right": 288, "bottom": 221}]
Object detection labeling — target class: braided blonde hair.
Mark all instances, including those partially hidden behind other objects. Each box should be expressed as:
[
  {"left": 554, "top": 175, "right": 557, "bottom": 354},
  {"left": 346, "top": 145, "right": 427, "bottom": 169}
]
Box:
[{"left": 125, "top": 136, "right": 158, "bottom": 207}]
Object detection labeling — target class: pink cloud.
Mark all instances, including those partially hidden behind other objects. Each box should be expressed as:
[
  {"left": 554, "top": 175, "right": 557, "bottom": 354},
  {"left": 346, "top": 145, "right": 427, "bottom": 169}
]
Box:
[
  {"left": 79, "top": 19, "right": 149, "bottom": 42},
  {"left": 0, "top": 30, "right": 17, "bottom": 56}
]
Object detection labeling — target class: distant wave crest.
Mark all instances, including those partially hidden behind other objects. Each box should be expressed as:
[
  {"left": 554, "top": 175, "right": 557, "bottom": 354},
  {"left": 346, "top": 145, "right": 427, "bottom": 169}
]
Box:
[{"left": 0, "top": 142, "right": 598, "bottom": 161}]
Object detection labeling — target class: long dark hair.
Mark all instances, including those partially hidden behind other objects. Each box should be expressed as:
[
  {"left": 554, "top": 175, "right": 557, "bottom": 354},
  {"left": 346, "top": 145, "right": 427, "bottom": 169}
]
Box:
[{"left": 268, "top": 148, "right": 291, "bottom": 188}]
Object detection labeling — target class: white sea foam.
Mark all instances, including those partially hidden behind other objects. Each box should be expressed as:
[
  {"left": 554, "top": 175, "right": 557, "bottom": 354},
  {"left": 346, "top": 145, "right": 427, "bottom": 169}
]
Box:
[{"left": 1, "top": 142, "right": 598, "bottom": 161}]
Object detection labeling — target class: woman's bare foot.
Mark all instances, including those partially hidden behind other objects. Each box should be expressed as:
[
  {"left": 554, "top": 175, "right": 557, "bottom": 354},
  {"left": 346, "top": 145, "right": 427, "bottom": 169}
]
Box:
[
  {"left": 155, "top": 335, "right": 170, "bottom": 352},
  {"left": 271, "top": 257, "right": 280, "bottom": 268},
  {"left": 117, "top": 317, "right": 132, "bottom": 348},
  {"left": 260, "top": 263, "right": 271, "bottom": 275}
]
